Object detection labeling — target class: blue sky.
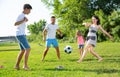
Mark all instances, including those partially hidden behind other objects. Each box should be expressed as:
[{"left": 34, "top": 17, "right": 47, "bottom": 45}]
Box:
[{"left": 0, "top": 0, "right": 52, "bottom": 37}]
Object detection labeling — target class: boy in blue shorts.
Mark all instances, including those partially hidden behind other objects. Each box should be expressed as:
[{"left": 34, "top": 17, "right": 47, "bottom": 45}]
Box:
[
  {"left": 42, "top": 16, "right": 63, "bottom": 61},
  {"left": 14, "top": 4, "right": 32, "bottom": 70}
]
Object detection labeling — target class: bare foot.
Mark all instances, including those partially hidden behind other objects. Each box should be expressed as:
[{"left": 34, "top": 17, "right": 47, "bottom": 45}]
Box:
[
  {"left": 77, "top": 60, "right": 82, "bottom": 63},
  {"left": 98, "top": 58, "right": 103, "bottom": 62},
  {"left": 23, "top": 66, "right": 30, "bottom": 71},
  {"left": 14, "top": 66, "right": 20, "bottom": 70}
]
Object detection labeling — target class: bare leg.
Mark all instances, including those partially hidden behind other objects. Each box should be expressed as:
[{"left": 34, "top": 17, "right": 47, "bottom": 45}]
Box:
[
  {"left": 14, "top": 49, "right": 25, "bottom": 70},
  {"left": 79, "top": 48, "right": 83, "bottom": 57},
  {"left": 23, "top": 48, "right": 31, "bottom": 70},
  {"left": 55, "top": 47, "right": 60, "bottom": 60},
  {"left": 41, "top": 47, "right": 49, "bottom": 61},
  {"left": 77, "top": 46, "right": 89, "bottom": 63},
  {"left": 89, "top": 45, "right": 103, "bottom": 62}
]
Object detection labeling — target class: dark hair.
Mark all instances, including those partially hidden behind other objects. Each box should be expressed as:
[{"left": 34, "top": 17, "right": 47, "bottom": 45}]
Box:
[
  {"left": 92, "top": 15, "right": 100, "bottom": 25},
  {"left": 51, "top": 16, "right": 55, "bottom": 18},
  {"left": 76, "top": 30, "right": 82, "bottom": 36},
  {"left": 23, "top": 4, "right": 32, "bottom": 9}
]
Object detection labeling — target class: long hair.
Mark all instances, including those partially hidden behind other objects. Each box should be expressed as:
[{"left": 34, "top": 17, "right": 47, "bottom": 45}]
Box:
[{"left": 92, "top": 15, "right": 100, "bottom": 25}]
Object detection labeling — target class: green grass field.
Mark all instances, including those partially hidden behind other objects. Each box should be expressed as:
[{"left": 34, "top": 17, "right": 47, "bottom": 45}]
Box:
[{"left": 0, "top": 42, "right": 120, "bottom": 77}]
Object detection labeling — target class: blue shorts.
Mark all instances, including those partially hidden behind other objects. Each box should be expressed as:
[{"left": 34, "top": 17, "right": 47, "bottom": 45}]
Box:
[
  {"left": 16, "top": 35, "right": 30, "bottom": 50},
  {"left": 46, "top": 39, "right": 58, "bottom": 48},
  {"left": 78, "top": 44, "right": 84, "bottom": 49}
]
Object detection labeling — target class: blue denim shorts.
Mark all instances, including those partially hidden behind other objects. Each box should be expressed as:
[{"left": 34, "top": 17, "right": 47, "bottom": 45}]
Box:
[
  {"left": 78, "top": 44, "right": 84, "bottom": 49},
  {"left": 16, "top": 35, "right": 30, "bottom": 50},
  {"left": 46, "top": 39, "right": 58, "bottom": 48}
]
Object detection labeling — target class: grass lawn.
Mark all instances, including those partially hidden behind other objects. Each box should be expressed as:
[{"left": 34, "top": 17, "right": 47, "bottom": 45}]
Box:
[{"left": 0, "top": 42, "right": 120, "bottom": 77}]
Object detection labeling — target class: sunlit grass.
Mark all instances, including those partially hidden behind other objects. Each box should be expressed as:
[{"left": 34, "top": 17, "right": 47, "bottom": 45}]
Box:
[{"left": 0, "top": 42, "right": 120, "bottom": 77}]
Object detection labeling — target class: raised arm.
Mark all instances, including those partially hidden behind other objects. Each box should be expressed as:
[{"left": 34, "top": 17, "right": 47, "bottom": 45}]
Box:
[{"left": 99, "top": 25, "right": 113, "bottom": 40}]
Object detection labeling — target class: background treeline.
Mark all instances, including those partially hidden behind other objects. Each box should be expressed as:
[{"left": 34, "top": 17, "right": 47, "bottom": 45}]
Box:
[{"left": 27, "top": 0, "right": 120, "bottom": 42}]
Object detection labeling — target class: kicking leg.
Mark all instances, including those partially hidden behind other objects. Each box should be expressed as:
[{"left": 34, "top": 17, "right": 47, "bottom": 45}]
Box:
[{"left": 89, "top": 45, "right": 103, "bottom": 62}]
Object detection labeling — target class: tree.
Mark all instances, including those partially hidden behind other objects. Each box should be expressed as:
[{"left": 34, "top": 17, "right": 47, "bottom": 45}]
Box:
[
  {"left": 27, "top": 20, "right": 46, "bottom": 42},
  {"left": 27, "top": 19, "right": 46, "bottom": 35},
  {"left": 41, "top": 0, "right": 120, "bottom": 42}
]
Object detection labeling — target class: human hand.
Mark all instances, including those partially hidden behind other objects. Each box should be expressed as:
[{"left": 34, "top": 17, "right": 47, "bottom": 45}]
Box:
[
  {"left": 60, "top": 33, "right": 63, "bottom": 37},
  {"left": 43, "top": 37, "right": 46, "bottom": 42},
  {"left": 110, "top": 36, "right": 114, "bottom": 42},
  {"left": 24, "top": 17, "right": 28, "bottom": 22},
  {"left": 82, "top": 23, "right": 86, "bottom": 25}
]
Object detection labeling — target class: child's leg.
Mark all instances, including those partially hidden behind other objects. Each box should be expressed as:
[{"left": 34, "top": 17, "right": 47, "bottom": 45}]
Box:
[
  {"left": 23, "top": 48, "right": 31, "bottom": 68},
  {"left": 89, "top": 45, "right": 103, "bottom": 62},
  {"left": 41, "top": 47, "right": 49, "bottom": 61},
  {"left": 55, "top": 47, "right": 60, "bottom": 60},
  {"left": 79, "top": 48, "right": 83, "bottom": 57},
  {"left": 15, "top": 49, "right": 25, "bottom": 69},
  {"left": 77, "top": 45, "right": 89, "bottom": 63}
]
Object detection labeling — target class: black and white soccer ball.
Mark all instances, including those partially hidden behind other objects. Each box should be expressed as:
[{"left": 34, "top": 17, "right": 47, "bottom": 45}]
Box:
[{"left": 64, "top": 45, "right": 72, "bottom": 54}]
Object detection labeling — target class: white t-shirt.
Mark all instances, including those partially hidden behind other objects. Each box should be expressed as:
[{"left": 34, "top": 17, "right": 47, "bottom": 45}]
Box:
[
  {"left": 15, "top": 13, "right": 26, "bottom": 36},
  {"left": 45, "top": 24, "right": 59, "bottom": 39}
]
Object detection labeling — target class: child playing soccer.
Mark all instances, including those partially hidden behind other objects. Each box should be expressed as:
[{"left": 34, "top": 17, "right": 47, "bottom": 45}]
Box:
[
  {"left": 14, "top": 4, "right": 32, "bottom": 70},
  {"left": 42, "top": 16, "right": 63, "bottom": 61},
  {"left": 76, "top": 30, "right": 84, "bottom": 61}
]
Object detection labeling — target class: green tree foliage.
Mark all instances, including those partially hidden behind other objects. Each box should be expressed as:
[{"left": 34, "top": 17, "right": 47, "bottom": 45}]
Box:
[
  {"left": 28, "top": 20, "right": 46, "bottom": 35},
  {"left": 27, "top": 20, "right": 46, "bottom": 42},
  {"left": 88, "top": 0, "right": 120, "bottom": 15},
  {"left": 41, "top": 0, "right": 120, "bottom": 42}
]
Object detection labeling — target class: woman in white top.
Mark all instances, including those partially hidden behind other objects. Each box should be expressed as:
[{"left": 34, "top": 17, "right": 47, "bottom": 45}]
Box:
[{"left": 77, "top": 15, "right": 113, "bottom": 63}]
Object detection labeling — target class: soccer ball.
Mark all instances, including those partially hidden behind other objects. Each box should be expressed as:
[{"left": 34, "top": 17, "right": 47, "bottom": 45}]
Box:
[{"left": 64, "top": 45, "right": 72, "bottom": 54}]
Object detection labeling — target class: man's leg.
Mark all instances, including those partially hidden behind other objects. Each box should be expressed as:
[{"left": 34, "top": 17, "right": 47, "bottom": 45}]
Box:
[
  {"left": 41, "top": 47, "right": 49, "bottom": 61},
  {"left": 15, "top": 49, "right": 25, "bottom": 69},
  {"left": 55, "top": 47, "right": 60, "bottom": 60},
  {"left": 23, "top": 48, "right": 31, "bottom": 69}
]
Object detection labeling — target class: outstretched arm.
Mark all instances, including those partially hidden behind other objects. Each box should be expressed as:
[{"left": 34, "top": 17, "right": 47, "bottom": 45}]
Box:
[
  {"left": 99, "top": 25, "right": 113, "bottom": 40},
  {"left": 82, "top": 22, "right": 91, "bottom": 27}
]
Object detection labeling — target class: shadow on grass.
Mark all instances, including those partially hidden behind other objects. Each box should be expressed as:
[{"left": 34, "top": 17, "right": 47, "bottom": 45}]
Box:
[
  {"left": 43, "top": 60, "right": 59, "bottom": 62},
  {"left": 44, "top": 68, "right": 120, "bottom": 74},
  {"left": 102, "top": 55, "right": 120, "bottom": 58},
  {"left": 0, "top": 49, "right": 19, "bottom": 52},
  {"left": 101, "top": 55, "right": 120, "bottom": 63},
  {"left": 69, "top": 59, "right": 97, "bottom": 62}
]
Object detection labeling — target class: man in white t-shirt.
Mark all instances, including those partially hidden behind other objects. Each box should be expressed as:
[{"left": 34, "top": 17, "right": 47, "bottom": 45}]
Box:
[
  {"left": 14, "top": 4, "right": 32, "bottom": 70},
  {"left": 42, "top": 16, "right": 63, "bottom": 61}
]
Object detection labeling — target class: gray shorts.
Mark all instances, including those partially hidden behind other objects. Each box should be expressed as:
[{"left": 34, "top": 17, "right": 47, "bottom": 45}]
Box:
[{"left": 78, "top": 44, "right": 84, "bottom": 49}]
